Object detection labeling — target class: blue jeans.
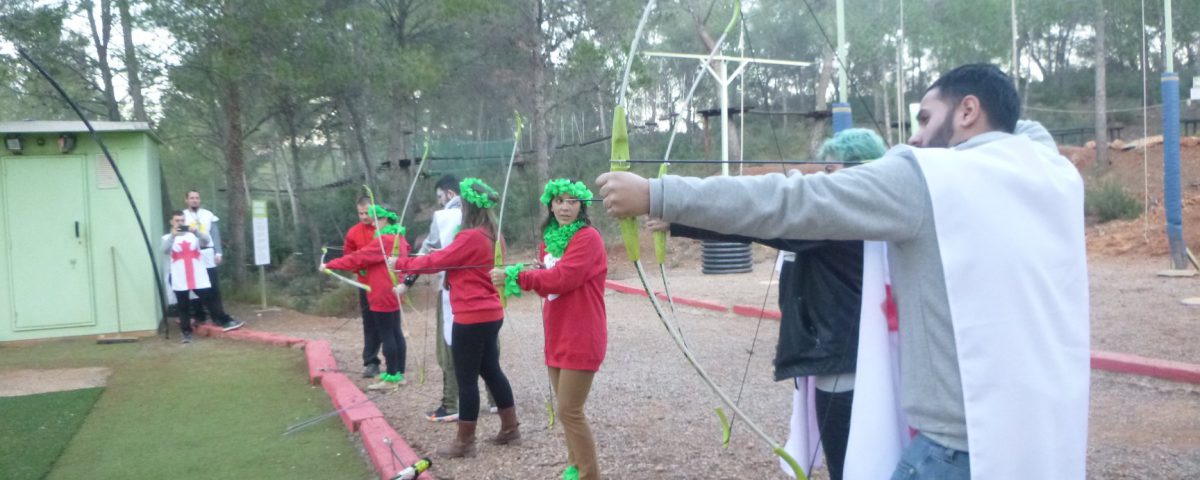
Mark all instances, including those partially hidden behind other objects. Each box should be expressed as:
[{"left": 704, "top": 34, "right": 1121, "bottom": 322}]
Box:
[{"left": 890, "top": 433, "right": 971, "bottom": 480}]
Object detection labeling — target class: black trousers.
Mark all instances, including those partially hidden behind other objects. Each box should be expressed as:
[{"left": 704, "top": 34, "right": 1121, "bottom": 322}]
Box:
[
  {"left": 365, "top": 309, "right": 405, "bottom": 376},
  {"left": 360, "top": 290, "right": 380, "bottom": 367},
  {"left": 815, "top": 388, "right": 855, "bottom": 480},
  {"left": 189, "top": 266, "right": 234, "bottom": 325},
  {"left": 174, "top": 288, "right": 223, "bottom": 333},
  {"left": 451, "top": 320, "right": 514, "bottom": 422}
]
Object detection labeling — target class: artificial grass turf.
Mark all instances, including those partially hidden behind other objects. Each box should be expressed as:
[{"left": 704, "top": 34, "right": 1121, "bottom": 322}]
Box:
[
  {"left": 0, "top": 387, "right": 104, "bottom": 480},
  {"left": 0, "top": 337, "right": 374, "bottom": 480}
]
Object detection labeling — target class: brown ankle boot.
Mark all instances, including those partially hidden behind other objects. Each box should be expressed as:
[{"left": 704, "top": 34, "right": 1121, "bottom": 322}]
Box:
[
  {"left": 436, "top": 420, "right": 477, "bottom": 458},
  {"left": 490, "top": 406, "right": 522, "bottom": 446}
]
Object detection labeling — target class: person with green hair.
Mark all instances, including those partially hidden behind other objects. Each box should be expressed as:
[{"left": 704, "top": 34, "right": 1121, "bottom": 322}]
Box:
[
  {"left": 391, "top": 178, "right": 520, "bottom": 459},
  {"left": 645, "top": 128, "right": 885, "bottom": 480},
  {"left": 490, "top": 178, "right": 608, "bottom": 480},
  {"left": 818, "top": 128, "right": 888, "bottom": 168},
  {"left": 323, "top": 203, "right": 411, "bottom": 391}
]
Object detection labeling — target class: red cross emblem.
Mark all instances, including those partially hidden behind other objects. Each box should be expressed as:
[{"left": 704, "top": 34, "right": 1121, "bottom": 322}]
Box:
[
  {"left": 172, "top": 239, "right": 201, "bottom": 290},
  {"left": 882, "top": 284, "right": 899, "bottom": 332}
]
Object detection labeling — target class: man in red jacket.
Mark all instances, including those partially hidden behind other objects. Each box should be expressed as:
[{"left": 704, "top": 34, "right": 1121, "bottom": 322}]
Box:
[{"left": 345, "top": 196, "right": 384, "bottom": 378}]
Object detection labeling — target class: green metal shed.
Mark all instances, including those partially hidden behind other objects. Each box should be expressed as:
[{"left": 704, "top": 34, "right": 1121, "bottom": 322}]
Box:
[{"left": 0, "top": 121, "right": 163, "bottom": 342}]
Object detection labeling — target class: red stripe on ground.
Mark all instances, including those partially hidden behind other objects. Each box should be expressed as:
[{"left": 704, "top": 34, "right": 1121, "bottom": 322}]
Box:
[
  {"left": 731, "top": 304, "right": 782, "bottom": 320},
  {"left": 1091, "top": 350, "right": 1200, "bottom": 384},
  {"left": 605, "top": 279, "right": 648, "bottom": 296},
  {"left": 654, "top": 292, "right": 728, "bottom": 312}
]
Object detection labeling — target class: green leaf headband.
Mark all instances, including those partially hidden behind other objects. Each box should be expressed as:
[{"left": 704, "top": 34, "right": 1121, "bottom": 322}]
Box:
[
  {"left": 376, "top": 224, "right": 406, "bottom": 237},
  {"left": 459, "top": 178, "right": 498, "bottom": 209},
  {"left": 540, "top": 178, "right": 594, "bottom": 205},
  {"left": 368, "top": 204, "right": 398, "bottom": 223}
]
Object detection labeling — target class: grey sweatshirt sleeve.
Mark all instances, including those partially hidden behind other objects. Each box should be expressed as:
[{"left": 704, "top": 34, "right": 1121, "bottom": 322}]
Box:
[
  {"left": 161, "top": 234, "right": 174, "bottom": 254},
  {"left": 196, "top": 230, "right": 213, "bottom": 249},
  {"left": 208, "top": 221, "right": 223, "bottom": 255},
  {"left": 650, "top": 147, "right": 930, "bottom": 242}
]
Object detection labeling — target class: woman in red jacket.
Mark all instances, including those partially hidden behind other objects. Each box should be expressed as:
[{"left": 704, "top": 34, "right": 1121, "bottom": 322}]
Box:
[
  {"left": 391, "top": 178, "right": 518, "bottom": 458},
  {"left": 321, "top": 205, "right": 410, "bottom": 391},
  {"left": 492, "top": 178, "right": 607, "bottom": 480}
]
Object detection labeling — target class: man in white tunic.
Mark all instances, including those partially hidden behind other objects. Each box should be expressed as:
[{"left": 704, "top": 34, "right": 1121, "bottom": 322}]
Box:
[
  {"left": 597, "top": 64, "right": 1089, "bottom": 480},
  {"left": 182, "top": 190, "right": 243, "bottom": 332},
  {"left": 400, "top": 175, "right": 467, "bottom": 422}
]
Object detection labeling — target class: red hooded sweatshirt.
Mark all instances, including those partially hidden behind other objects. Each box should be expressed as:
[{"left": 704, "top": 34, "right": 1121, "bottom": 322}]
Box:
[
  {"left": 325, "top": 234, "right": 409, "bottom": 312},
  {"left": 343, "top": 222, "right": 377, "bottom": 283},
  {"left": 394, "top": 227, "right": 502, "bottom": 324},
  {"left": 516, "top": 225, "right": 607, "bottom": 372}
]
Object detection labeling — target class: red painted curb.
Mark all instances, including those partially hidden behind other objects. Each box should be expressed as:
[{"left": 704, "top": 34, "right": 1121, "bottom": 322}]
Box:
[
  {"left": 360, "top": 417, "right": 437, "bottom": 480},
  {"left": 1091, "top": 350, "right": 1200, "bottom": 384},
  {"left": 305, "top": 340, "right": 339, "bottom": 385},
  {"left": 320, "top": 373, "right": 382, "bottom": 431},
  {"left": 605, "top": 279, "right": 648, "bottom": 297},
  {"left": 731, "top": 304, "right": 782, "bottom": 320},
  {"left": 194, "top": 324, "right": 223, "bottom": 337},
  {"left": 321, "top": 373, "right": 365, "bottom": 408},
  {"left": 654, "top": 292, "right": 728, "bottom": 312},
  {"left": 342, "top": 402, "right": 385, "bottom": 433}
]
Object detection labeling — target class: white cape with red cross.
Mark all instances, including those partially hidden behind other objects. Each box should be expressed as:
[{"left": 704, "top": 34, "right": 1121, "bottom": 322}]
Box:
[
  {"left": 835, "top": 136, "right": 1089, "bottom": 479},
  {"left": 910, "top": 137, "right": 1089, "bottom": 479},
  {"left": 169, "top": 233, "right": 211, "bottom": 291}
]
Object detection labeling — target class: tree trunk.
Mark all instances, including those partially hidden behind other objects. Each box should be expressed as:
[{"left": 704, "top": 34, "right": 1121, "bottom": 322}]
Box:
[
  {"left": 117, "top": 0, "right": 145, "bottom": 122},
  {"left": 268, "top": 145, "right": 290, "bottom": 246},
  {"left": 339, "top": 96, "right": 377, "bottom": 193},
  {"left": 810, "top": 47, "right": 836, "bottom": 156},
  {"left": 532, "top": 57, "right": 552, "bottom": 185},
  {"left": 220, "top": 79, "right": 248, "bottom": 287},
  {"left": 86, "top": 0, "right": 121, "bottom": 121},
  {"left": 284, "top": 122, "right": 310, "bottom": 255},
  {"left": 530, "top": 0, "right": 552, "bottom": 185},
  {"left": 1094, "top": 2, "right": 1109, "bottom": 168}
]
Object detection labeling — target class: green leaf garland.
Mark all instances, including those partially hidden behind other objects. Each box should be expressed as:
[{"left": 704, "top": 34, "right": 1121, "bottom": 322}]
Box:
[{"left": 543, "top": 220, "right": 586, "bottom": 258}]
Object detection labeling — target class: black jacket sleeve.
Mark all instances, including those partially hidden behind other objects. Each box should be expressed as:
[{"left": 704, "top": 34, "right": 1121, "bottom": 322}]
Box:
[{"left": 669, "top": 223, "right": 835, "bottom": 254}]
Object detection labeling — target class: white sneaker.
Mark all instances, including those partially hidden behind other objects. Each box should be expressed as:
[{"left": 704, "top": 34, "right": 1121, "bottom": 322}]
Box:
[{"left": 367, "top": 379, "right": 399, "bottom": 391}]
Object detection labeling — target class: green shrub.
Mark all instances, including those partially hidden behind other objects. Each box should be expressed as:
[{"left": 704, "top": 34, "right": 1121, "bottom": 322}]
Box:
[
  {"left": 310, "top": 285, "right": 359, "bottom": 317},
  {"left": 1086, "top": 181, "right": 1142, "bottom": 222}
]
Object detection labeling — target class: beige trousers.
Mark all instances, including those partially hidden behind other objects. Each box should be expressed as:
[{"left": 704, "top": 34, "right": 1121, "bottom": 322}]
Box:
[{"left": 548, "top": 367, "right": 598, "bottom": 479}]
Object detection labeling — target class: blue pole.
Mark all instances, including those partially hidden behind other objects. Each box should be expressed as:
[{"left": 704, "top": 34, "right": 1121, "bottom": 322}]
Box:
[
  {"left": 832, "top": 102, "right": 852, "bottom": 134},
  {"left": 1162, "top": 72, "right": 1186, "bottom": 268}
]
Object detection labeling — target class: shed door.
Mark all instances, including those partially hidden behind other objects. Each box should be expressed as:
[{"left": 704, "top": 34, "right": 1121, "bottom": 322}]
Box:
[{"left": 3, "top": 155, "right": 96, "bottom": 330}]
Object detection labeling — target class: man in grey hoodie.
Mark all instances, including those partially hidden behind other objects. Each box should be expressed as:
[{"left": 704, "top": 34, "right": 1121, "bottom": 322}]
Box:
[{"left": 596, "top": 64, "right": 1089, "bottom": 480}]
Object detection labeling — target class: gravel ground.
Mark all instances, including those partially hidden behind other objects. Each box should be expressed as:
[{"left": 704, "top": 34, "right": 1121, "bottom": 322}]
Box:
[{"left": 232, "top": 253, "right": 1200, "bottom": 479}]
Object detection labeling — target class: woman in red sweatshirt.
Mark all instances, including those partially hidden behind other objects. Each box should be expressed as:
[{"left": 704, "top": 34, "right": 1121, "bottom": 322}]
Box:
[
  {"left": 322, "top": 205, "right": 410, "bottom": 391},
  {"left": 491, "top": 178, "right": 607, "bottom": 480},
  {"left": 391, "top": 178, "right": 518, "bottom": 458}
]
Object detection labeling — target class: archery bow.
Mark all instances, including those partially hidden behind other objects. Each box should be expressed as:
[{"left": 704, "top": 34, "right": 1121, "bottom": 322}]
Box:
[
  {"left": 495, "top": 111, "right": 522, "bottom": 310},
  {"left": 493, "top": 112, "right": 557, "bottom": 427},
  {"left": 394, "top": 140, "right": 431, "bottom": 384},
  {"left": 609, "top": 3, "right": 806, "bottom": 478},
  {"left": 320, "top": 246, "right": 372, "bottom": 291},
  {"left": 364, "top": 185, "right": 415, "bottom": 344}
]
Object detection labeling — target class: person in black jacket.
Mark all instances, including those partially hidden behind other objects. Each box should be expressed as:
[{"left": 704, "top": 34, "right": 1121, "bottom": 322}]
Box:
[{"left": 646, "top": 128, "right": 885, "bottom": 480}]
